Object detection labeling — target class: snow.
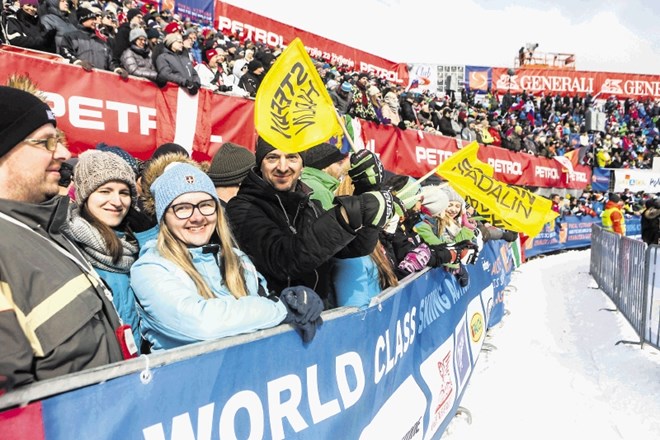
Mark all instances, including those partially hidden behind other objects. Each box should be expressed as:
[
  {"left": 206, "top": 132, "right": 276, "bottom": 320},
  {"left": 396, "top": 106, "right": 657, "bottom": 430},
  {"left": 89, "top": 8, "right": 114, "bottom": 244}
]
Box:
[{"left": 442, "top": 249, "right": 660, "bottom": 440}]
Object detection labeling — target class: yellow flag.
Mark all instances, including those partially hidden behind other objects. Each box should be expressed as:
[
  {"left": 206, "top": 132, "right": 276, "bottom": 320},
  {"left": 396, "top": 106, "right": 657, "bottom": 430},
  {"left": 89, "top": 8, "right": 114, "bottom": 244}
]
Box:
[
  {"left": 437, "top": 142, "right": 558, "bottom": 237},
  {"left": 254, "top": 38, "right": 342, "bottom": 153}
]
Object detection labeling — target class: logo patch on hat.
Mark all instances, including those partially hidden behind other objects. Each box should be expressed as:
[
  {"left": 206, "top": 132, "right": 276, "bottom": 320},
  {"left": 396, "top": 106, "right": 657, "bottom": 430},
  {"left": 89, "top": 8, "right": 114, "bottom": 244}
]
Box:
[
  {"left": 46, "top": 109, "right": 55, "bottom": 121},
  {"left": 185, "top": 175, "right": 194, "bottom": 184}
]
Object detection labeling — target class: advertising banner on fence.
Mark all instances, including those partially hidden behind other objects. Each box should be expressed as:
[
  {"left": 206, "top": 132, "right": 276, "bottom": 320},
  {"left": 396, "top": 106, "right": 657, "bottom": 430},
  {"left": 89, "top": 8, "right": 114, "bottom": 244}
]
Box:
[
  {"left": 612, "top": 168, "right": 660, "bottom": 193},
  {"left": 214, "top": 1, "right": 408, "bottom": 85},
  {"left": 492, "top": 67, "right": 660, "bottom": 100},
  {"left": 524, "top": 215, "right": 641, "bottom": 258},
  {"left": 1, "top": 241, "right": 514, "bottom": 440}
]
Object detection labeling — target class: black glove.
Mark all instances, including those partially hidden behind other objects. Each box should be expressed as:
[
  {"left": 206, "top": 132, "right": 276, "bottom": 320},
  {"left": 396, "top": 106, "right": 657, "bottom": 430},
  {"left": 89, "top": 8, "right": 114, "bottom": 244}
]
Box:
[
  {"left": 187, "top": 82, "right": 199, "bottom": 96},
  {"left": 45, "top": 28, "right": 57, "bottom": 40},
  {"left": 430, "top": 240, "right": 479, "bottom": 266},
  {"left": 348, "top": 149, "right": 384, "bottom": 194},
  {"left": 335, "top": 190, "right": 394, "bottom": 230},
  {"left": 125, "top": 207, "right": 157, "bottom": 233},
  {"left": 279, "top": 286, "right": 324, "bottom": 343},
  {"left": 397, "top": 120, "right": 407, "bottom": 130},
  {"left": 78, "top": 60, "right": 94, "bottom": 71},
  {"left": 501, "top": 230, "right": 518, "bottom": 242}
]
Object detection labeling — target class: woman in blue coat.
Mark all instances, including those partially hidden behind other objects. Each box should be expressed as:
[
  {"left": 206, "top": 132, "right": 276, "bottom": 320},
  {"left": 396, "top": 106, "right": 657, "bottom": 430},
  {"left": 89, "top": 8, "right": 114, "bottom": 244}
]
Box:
[
  {"left": 63, "top": 150, "right": 142, "bottom": 352},
  {"left": 130, "top": 162, "right": 323, "bottom": 350}
]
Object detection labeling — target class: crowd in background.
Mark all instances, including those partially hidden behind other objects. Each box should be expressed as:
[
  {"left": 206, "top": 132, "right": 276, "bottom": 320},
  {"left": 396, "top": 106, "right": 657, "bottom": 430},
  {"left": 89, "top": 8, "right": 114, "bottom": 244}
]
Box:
[{"left": 2, "top": 0, "right": 660, "bottom": 171}]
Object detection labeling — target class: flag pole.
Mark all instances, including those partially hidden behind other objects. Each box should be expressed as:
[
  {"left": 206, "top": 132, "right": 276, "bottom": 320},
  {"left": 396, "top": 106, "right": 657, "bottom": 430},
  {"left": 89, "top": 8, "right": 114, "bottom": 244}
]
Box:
[{"left": 334, "top": 108, "right": 360, "bottom": 153}]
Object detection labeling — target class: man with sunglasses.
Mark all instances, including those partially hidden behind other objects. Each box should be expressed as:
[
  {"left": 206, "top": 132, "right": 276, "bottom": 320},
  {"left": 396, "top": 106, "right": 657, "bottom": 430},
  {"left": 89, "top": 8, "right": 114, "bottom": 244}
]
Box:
[
  {"left": 0, "top": 86, "right": 126, "bottom": 393},
  {"left": 4, "top": 0, "right": 57, "bottom": 52}
]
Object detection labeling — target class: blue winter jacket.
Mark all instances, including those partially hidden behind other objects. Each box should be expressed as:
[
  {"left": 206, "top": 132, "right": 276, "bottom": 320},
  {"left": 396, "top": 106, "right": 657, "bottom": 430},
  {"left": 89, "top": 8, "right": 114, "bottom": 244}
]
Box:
[
  {"left": 130, "top": 240, "right": 287, "bottom": 351},
  {"left": 95, "top": 268, "right": 141, "bottom": 351},
  {"left": 333, "top": 255, "right": 381, "bottom": 308}
]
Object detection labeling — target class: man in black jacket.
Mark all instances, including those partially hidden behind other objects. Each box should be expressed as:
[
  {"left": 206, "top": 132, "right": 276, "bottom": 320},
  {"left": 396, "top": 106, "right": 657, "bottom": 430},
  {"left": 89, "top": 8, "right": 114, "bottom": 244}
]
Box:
[
  {"left": 226, "top": 138, "right": 394, "bottom": 309},
  {"left": 0, "top": 86, "right": 126, "bottom": 394},
  {"left": 4, "top": 0, "right": 56, "bottom": 52},
  {"left": 60, "top": 7, "right": 128, "bottom": 78}
]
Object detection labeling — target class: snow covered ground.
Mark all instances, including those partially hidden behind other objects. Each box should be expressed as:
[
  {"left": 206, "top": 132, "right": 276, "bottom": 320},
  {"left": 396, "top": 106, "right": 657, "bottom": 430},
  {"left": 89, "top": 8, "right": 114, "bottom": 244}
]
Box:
[{"left": 442, "top": 249, "right": 660, "bottom": 440}]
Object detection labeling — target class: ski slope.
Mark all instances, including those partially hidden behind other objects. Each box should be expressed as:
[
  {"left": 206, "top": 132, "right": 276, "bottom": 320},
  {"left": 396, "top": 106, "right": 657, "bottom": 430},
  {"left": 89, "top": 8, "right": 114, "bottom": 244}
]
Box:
[{"left": 443, "top": 249, "right": 660, "bottom": 440}]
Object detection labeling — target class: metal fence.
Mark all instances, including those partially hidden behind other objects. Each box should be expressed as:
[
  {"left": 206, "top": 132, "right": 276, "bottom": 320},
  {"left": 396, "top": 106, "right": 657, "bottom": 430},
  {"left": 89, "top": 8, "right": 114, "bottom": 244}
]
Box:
[{"left": 590, "top": 224, "right": 660, "bottom": 350}]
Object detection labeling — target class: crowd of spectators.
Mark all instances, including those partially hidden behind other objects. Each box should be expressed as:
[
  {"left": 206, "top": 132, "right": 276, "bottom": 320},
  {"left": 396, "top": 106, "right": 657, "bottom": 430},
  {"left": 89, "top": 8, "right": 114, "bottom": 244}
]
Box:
[{"left": 1, "top": 0, "right": 660, "bottom": 396}]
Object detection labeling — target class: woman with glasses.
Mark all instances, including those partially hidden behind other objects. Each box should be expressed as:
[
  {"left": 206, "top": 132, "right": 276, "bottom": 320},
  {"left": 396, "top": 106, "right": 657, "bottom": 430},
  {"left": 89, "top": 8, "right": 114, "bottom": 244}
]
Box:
[
  {"left": 62, "top": 150, "right": 143, "bottom": 353},
  {"left": 130, "top": 162, "right": 322, "bottom": 350},
  {"left": 120, "top": 27, "right": 157, "bottom": 81}
]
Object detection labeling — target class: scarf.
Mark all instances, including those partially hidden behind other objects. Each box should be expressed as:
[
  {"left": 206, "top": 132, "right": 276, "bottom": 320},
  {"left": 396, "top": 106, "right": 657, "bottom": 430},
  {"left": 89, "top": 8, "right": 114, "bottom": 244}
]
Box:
[{"left": 63, "top": 205, "right": 138, "bottom": 273}]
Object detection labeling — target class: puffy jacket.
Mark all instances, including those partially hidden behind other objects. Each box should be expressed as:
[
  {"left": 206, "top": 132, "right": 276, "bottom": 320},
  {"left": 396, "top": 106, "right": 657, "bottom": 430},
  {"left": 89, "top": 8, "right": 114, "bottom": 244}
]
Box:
[
  {"left": 226, "top": 169, "right": 378, "bottom": 308},
  {"left": 130, "top": 240, "right": 287, "bottom": 351},
  {"left": 39, "top": 0, "right": 77, "bottom": 51},
  {"left": 121, "top": 45, "right": 157, "bottom": 80},
  {"left": 156, "top": 47, "right": 199, "bottom": 87},
  {"left": 333, "top": 256, "right": 381, "bottom": 308},
  {"left": 641, "top": 207, "right": 660, "bottom": 245},
  {"left": 60, "top": 26, "right": 117, "bottom": 71},
  {"left": 0, "top": 197, "right": 124, "bottom": 392}
]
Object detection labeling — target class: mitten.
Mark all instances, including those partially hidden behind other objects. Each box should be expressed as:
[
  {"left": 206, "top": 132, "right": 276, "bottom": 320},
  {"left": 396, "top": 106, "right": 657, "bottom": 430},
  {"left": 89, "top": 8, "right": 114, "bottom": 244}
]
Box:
[
  {"left": 348, "top": 149, "right": 384, "bottom": 194},
  {"left": 334, "top": 190, "right": 394, "bottom": 230},
  {"left": 502, "top": 230, "right": 518, "bottom": 242},
  {"left": 431, "top": 240, "right": 479, "bottom": 266}
]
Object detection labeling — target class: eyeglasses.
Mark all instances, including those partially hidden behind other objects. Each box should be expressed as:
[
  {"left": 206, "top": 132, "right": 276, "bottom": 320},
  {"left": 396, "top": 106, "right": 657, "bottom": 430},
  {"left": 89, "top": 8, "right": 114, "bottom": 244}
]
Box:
[
  {"left": 170, "top": 199, "right": 217, "bottom": 219},
  {"left": 23, "top": 136, "right": 60, "bottom": 152}
]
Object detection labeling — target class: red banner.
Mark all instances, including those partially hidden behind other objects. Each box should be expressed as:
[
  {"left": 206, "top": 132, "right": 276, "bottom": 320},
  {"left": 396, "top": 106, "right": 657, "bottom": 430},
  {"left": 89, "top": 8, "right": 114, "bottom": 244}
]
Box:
[
  {"left": 492, "top": 67, "right": 660, "bottom": 100},
  {"left": 0, "top": 48, "right": 589, "bottom": 189},
  {"left": 213, "top": 1, "right": 408, "bottom": 85}
]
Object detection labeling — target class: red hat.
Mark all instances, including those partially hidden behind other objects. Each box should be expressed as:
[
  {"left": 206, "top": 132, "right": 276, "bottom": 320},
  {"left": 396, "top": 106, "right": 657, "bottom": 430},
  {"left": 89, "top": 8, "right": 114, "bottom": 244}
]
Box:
[
  {"left": 164, "top": 22, "right": 182, "bottom": 35},
  {"left": 205, "top": 49, "right": 218, "bottom": 62}
]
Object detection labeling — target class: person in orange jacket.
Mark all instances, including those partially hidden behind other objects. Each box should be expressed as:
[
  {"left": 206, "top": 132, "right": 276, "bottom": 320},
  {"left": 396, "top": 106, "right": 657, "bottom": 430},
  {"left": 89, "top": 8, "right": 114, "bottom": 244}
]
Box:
[{"left": 600, "top": 193, "right": 625, "bottom": 236}]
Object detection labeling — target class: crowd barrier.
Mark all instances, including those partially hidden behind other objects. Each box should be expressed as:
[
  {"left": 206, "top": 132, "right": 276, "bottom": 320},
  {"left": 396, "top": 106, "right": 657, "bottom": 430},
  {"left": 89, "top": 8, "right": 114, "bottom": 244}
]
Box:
[
  {"left": 524, "top": 215, "right": 641, "bottom": 258},
  {"left": 0, "top": 240, "right": 517, "bottom": 439},
  {"left": 589, "top": 225, "right": 660, "bottom": 351}
]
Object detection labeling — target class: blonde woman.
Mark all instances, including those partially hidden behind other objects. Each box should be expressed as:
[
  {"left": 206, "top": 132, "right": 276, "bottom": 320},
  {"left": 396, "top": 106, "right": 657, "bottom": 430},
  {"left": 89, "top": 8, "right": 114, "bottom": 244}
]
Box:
[{"left": 130, "top": 163, "right": 323, "bottom": 350}]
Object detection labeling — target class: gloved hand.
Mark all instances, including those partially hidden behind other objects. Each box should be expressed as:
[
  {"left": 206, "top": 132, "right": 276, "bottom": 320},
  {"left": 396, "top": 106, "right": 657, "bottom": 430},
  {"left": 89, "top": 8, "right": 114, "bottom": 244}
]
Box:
[
  {"left": 279, "top": 286, "right": 324, "bottom": 343},
  {"left": 334, "top": 190, "right": 394, "bottom": 231},
  {"left": 501, "top": 230, "right": 518, "bottom": 242},
  {"left": 115, "top": 68, "right": 129, "bottom": 80},
  {"left": 77, "top": 60, "right": 94, "bottom": 71},
  {"left": 125, "top": 207, "right": 157, "bottom": 233},
  {"left": 430, "top": 240, "right": 479, "bottom": 266},
  {"left": 397, "top": 120, "right": 407, "bottom": 130},
  {"left": 359, "top": 190, "right": 394, "bottom": 228},
  {"left": 348, "top": 149, "right": 384, "bottom": 194},
  {"left": 187, "top": 81, "right": 199, "bottom": 96},
  {"left": 398, "top": 243, "right": 432, "bottom": 273}
]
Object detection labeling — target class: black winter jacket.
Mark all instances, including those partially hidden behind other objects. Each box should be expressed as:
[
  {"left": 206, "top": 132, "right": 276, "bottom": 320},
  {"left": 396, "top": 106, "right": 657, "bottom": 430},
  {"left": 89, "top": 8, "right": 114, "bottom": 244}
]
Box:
[
  {"left": 156, "top": 47, "right": 199, "bottom": 87},
  {"left": 5, "top": 9, "right": 54, "bottom": 52},
  {"left": 60, "top": 26, "right": 117, "bottom": 71},
  {"left": 226, "top": 170, "right": 378, "bottom": 308}
]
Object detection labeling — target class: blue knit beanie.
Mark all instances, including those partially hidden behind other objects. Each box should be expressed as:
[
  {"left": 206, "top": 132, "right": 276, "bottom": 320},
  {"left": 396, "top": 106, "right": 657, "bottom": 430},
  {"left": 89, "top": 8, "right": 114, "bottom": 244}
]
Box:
[{"left": 151, "top": 162, "right": 219, "bottom": 223}]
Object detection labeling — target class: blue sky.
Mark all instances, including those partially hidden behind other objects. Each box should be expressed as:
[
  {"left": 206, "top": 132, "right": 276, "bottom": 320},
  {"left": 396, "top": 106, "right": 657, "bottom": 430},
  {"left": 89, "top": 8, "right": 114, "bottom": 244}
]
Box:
[{"left": 224, "top": 0, "right": 660, "bottom": 75}]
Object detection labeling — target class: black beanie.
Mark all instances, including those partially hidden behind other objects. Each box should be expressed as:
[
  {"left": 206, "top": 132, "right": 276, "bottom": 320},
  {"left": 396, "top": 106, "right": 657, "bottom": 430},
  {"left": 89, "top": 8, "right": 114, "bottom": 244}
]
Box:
[
  {"left": 151, "top": 142, "right": 189, "bottom": 161},
  {"left": 206, "top": 142, "right": 255, "bottom": 186},
  {"left": 247, "top": 59, "right": 263, "bottom": 72},
  {"left": 126, "top": 8, "right": 141, "bottom": 22},
  {"left": 0, "top": 86, "right": 57, "bottom": 158},
  {"left": 300, "top": 143, "right": 347, "bottom": 170},
  {"left": 255, "top": 137, "right": 276, "bottom": 169},
  {"left": 77, "top": 7, "right": 97, "bottom": 24}
]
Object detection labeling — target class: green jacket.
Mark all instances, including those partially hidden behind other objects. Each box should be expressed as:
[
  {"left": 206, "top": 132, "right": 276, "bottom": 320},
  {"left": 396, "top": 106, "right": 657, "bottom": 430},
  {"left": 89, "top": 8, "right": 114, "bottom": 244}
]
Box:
[{"left": 301, "top": 167, "right": 340, "bottom": 210}]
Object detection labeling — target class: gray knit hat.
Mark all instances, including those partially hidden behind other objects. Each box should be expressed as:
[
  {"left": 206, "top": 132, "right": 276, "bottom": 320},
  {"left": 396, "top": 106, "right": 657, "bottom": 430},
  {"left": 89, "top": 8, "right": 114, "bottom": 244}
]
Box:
[
  {"left": 206, "top": 142, "right": 255, "bottom": 187},
  {"left": 73, "top": 150, "right": 138, "bottom": 207},
  {"left": 151, "top": 162, "right": 219, "bottom": 223},
  {"left": 421, "top": 185, "right": 449, "bottom": 216},
  {"left": 129, "top": 27, "right": 147, "bottom": 43}
]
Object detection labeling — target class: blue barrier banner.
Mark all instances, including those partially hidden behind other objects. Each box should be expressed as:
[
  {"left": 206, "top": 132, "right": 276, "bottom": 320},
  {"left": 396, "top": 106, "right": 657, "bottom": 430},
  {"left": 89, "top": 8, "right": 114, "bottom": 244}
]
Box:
[
  {"left": 26, "top": 241, "right": 514, "bottom": 440},
  {"left": 524, "top": 215, "right": 641, "bottom": 257}
]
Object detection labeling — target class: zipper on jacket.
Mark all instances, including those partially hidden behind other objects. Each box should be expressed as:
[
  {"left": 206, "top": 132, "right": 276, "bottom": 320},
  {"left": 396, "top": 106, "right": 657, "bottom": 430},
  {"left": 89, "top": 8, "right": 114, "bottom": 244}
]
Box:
[{"left": 275, "top": 194, "right": 300, "bottom": 234}]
